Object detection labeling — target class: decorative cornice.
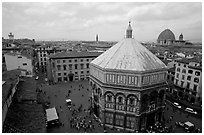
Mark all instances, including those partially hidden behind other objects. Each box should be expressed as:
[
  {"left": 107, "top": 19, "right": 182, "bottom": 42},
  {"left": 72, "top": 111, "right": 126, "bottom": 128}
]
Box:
[{"left": 90, "top": 75, "right": 167, "bottom": 92}]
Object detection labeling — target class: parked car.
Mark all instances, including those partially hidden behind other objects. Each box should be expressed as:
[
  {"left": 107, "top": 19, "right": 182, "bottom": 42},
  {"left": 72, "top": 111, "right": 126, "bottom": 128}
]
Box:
[
  {"left": 184, "top": 121, "right": 195, "bottom": 132},
  {"left": 35, "top": 76, "right": 39, "bottom": 80},
  {"left": 195, "top": 128, "right": 201, "bottom": 133},
  {"left": 66, "top": 99, "right": 72, "bottom": 108},
  {"left": 173, "top": 102, "right": 181, "bottom": 108},
  {"left": 185, "top": 108, "right": 197, "bottom": 114},
  {"left": 176, "top": 122, "right": 184, "bottom": 127}
]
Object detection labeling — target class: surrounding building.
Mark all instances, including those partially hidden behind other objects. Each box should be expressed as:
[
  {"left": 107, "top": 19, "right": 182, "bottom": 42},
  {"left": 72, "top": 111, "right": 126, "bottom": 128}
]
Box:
[
  {"left": 96, "top": 34, "right": 99, "bottom": 42},
  {"left": 175, "top": 33, "right": 187, "bottom": 45},
  {"left": 47, "top": 51, "right": 102, "bottom": 83},
  {"left": 166, "top": 67, "right": 176, "bottom": 94},
  {"left": 173, "top": 57, "right": 202, "bottom": 105},
  {"left": 2, "top": 70, "right": 21, "bottom": 125},
  {"left": 8, "top": 32, "right": 14, "bottom": 41},
  {"left": 35, "top": 45, "right": 61, "bottom": 72},
  {"left": 89, "top": 22, "right": 167, "bottom": 132},
  {"left": 4, "top": 53, "right": 33, "bottom": 77}
]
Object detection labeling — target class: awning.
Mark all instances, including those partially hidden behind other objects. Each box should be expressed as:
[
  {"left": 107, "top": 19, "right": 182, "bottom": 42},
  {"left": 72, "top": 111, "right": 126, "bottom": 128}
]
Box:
[
  {"left": 46, "top": 107, "right": 58, "bottom": 122},
  {"left": 185, "top": 121, "right": 194, "bottom": 127}
]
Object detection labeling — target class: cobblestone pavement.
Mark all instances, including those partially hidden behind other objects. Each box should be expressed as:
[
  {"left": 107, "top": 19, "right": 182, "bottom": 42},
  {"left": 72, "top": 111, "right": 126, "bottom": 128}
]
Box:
[
  {"left": 41, "top": 80, "right": 105, "bottom": 133},
  {"left": 38, "top": 74, "right": 202, "bottom": 133},
  {"left": 164, "top": 100, "right": 202, "bottom": 133}
]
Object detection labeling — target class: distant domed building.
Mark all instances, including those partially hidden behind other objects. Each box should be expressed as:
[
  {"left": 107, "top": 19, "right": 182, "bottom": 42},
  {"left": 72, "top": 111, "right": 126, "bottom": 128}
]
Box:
[
  {"left": 157, "top": 29, "right": 175, "bottom": 45},
  {"left": 179, "top": 33, "right": 183, "bottom": 41},
  {"left": 89, "top": 22, "right": 167, "bottom": 132},
  {"left": 175, "top": 33, "right": 186, "bottom": 45}
]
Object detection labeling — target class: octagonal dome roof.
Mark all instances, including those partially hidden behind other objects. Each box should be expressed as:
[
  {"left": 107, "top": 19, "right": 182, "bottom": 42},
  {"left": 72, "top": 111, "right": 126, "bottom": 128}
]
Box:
[
  {"left": 91, "top": 38, "right": 166, "bottom": 72},
  {"left": 157, "top": 29, "right": 175, "bottom": 41}
]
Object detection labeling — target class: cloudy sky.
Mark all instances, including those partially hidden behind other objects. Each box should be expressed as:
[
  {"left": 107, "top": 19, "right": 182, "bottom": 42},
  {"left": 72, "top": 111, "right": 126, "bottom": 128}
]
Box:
[{"left": 2, "top": 2, "right": 202, "bottom": 42}]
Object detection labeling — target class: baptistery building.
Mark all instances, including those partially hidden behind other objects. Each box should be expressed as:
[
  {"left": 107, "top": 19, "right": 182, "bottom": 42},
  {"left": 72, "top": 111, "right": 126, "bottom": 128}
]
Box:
[{"left": 89, "top": 22, "right": 167, "bottom": 132}]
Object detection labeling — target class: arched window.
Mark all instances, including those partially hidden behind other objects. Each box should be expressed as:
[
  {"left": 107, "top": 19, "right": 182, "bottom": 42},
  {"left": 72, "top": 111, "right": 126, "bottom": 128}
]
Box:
[
  {"left": 118, "top": 97, "right": 123, "bottom": 103},
  {"left": 129, "top": 98, "right": 135, "bottom": 106},
  {"left": 107, "top": 95, "right": 112, "bottom": 102},
  {"left": 177, "top": 68, "right": 180, "bottom": 72}
]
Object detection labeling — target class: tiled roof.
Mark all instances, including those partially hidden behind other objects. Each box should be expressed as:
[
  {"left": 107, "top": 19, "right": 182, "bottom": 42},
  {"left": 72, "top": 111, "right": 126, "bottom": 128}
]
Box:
[
  {"left": 2, "top": 70, "right": 21, "bottom": 105},
  {"left": 188, "top": 65, "right": 202, "bottom": 71},
  {"left": 168, "top": 67, "right": 176, "bottom": 72},
  {"left": 2, "top": 69, "right": 21, "bottom": 82},
  {"left": 91, "top": 38, "right": 167, "bottom": 72},
  {"left": 161, "top": 59, "right": 171, "bottom": 66},
  {"left": 48, "top": 51, "right": 102, "bottom": 59},
  {"left": 4, "top": 52, "right": 33, "bottom": 60},
  {"left": 176, "top": 57, "right": 201, "bottom": 64}
]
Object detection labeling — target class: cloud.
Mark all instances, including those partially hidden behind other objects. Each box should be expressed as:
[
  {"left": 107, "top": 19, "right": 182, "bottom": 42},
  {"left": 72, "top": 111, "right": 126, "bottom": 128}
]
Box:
[
  {"left": 96, "top": 3, "right": 124, "bottom": 12},
  {"left": 83, "top": 14, "right": 127, "bottom": 27},
  {"left": 59, "top": 11, "right": 76, "bottom": 17},
  {"left": 127, "top": 3, "right": 202, "bottom": 21},
  {"left": 79, "top": 2, "right": 99, "bottom": 8},
  {"left": 2, "top": 2, "right": 202, "bottom": 42}
]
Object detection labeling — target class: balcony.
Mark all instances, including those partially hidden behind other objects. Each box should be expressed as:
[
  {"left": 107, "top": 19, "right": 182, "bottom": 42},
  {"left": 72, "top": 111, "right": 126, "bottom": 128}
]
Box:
[
  {"left": 105, "top": 103, "right": 114, "bottom": 109},
  {"left": 115, "top": 104, "right": 125, "bottom": 111}
]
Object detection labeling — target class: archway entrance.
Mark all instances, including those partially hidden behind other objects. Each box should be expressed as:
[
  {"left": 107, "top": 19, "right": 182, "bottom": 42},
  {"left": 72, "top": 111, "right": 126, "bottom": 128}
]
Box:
[
  {"left": 93, "top": 103, "right": 99, "bottom": 117},
  {"left": 178, "top": 91, "right": 183, "bottom": 98},
  {"left": 190, "top": 97, "right": 195, "bottom": 104},
  {"left": 173, "top": 90, "right": 178, "bottom": 98},
  {"left": 146, "top": 112, "right": 156, "bottom": 128},
  {"left": 157, "top": 111, "right": 162, "bottom": 123},
  {"left": 184, "top": 95, "right": 189, "bottom": 101},
  {"left": 68, "top": 72, "right": 74, "bottom": 81}
]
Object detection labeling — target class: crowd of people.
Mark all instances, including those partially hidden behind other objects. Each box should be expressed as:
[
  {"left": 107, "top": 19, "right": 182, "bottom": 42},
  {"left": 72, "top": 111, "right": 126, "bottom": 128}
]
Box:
[
  {"left": 65, "top": 83, "right": 103, "bottom": 132},
  {"left": 69, "top": 116, "right": 97, "bottom": 132},
  {"left": 143, "top": 122, "right": 170, "bottom": 133}
]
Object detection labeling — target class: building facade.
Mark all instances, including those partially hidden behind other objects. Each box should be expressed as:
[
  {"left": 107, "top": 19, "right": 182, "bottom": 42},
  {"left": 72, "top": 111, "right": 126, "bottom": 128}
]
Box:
[
  {"left": 35, "top": 45, "right": 61, "bottom": 72},
  {"left": 89, "top": 22, "right": 167, "bottom": 132},
  {"left": 173, "top": 58, "right": 202, "bottom": 105},
  {"left": 47, "top": 51, "right": 102, "bottom": 83}
]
